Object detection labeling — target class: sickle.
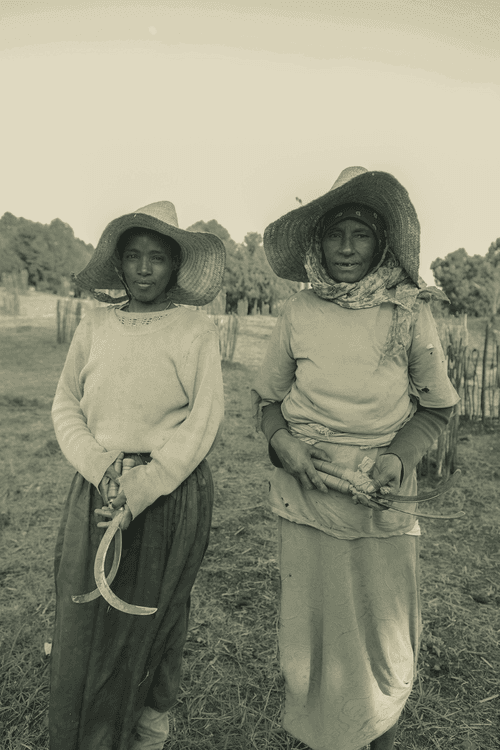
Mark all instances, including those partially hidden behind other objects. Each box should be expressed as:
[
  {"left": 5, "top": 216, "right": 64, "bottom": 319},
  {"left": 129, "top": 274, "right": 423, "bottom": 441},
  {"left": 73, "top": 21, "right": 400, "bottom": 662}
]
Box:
[
  {"left": 366, "top": 504, "right": 465, "bottom": 520},
  {"left": 373, "top": 470, "right": 462, "bottom": 503},
  {"left": 314, "top": 461, "right": 463, "bottom": 520},
  {"left": 72, "top": 529, "right": 122, "bottom": 604},
  {"left": 313, "top": 459, "right": 461, "bottom": 503},
  {"left": 94, "top": 512, "right": 157, "bottom": 616}
]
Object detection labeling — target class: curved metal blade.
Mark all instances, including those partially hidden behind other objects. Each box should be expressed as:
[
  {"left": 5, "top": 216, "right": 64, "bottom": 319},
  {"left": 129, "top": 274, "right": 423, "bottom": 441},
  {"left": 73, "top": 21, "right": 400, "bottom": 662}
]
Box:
[
  {"left": 376, "top": 504, "right": 465, "bottom": 520},
  {"left": 94, "top": 513, "right": 157, "bottom": 616},
  {"left": 374, "top": 469, "right": 462, "bottom": 503},
  {"left": 72, "top": 529, "right": 123, "bottom": 604}
]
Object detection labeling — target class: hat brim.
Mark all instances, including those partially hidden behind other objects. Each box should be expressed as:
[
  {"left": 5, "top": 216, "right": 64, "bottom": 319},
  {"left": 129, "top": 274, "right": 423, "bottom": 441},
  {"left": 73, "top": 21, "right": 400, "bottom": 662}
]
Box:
[
  {"left": 263, "top": 171, "right": 420, "bottom": 284},
  {"left": 74, "top": 212, "right": 226, "bottom": 307}
]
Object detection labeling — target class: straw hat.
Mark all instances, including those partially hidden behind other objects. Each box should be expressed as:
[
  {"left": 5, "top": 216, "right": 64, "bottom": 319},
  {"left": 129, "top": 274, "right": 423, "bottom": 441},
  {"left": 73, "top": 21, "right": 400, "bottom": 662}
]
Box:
[
  {"left": 263, "top": 166, "right": 420, "bottom": 285},
  {"left": 74, "top": 201, "right": 226, "bottom": 306}
]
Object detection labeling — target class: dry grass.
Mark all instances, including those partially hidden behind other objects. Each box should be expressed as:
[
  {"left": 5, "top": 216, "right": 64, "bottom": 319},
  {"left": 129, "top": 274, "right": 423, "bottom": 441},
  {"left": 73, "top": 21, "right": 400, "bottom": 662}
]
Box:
[{"left": 0, "top": 312, "right": 499, "bottom": 750}]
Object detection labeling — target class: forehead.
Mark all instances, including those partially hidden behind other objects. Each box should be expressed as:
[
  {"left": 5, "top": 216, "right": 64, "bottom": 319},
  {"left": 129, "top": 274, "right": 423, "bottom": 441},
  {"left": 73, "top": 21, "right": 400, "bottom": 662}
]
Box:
[
  {"left": 122, "top": 232, "right": 171, "bottom": 254},
  {"left": 325, "top": 218, "right": 375, "bottom": 233}
]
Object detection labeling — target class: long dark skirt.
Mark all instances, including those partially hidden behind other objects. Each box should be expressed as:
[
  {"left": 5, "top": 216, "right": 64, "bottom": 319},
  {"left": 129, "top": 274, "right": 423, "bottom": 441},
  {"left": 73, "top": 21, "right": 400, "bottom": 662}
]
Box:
[{"left": 49, "top": 459, "right": 213, "bottom": 750}]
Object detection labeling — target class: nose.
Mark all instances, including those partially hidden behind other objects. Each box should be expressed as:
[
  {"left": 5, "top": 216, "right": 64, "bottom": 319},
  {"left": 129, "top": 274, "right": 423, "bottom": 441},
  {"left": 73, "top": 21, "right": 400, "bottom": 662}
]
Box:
[
  {"left": 339, "top": 233, "right": 354, "bottom": 255},
  {"left": 138, "top": 256, "right": 152, "bottom": 275}
]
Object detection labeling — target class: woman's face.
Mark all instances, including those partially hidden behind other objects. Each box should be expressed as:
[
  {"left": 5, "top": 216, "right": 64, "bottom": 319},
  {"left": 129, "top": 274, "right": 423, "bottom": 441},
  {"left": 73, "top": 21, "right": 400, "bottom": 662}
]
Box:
[
  {"left": 322, "top": 219, "right": 378, "bottom": 283},
  {"left": 120, "top": 233, "right": 176, "bottom": 308}
]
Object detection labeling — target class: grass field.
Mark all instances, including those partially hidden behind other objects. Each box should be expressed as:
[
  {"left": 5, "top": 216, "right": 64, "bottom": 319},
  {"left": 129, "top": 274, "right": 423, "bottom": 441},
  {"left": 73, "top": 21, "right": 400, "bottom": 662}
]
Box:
[{"left": 0, "top": 308, "right": 499, "bottom": 750}]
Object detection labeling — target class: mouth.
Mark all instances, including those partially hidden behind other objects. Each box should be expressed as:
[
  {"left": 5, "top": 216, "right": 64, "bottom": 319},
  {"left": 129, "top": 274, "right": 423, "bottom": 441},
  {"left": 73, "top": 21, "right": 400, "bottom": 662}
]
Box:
[
  {"left": 135, "top": 282, "right": 154, "bottom": 289},
  {"left": 336, "top": 263, "right": 359, "bottom": 268}
]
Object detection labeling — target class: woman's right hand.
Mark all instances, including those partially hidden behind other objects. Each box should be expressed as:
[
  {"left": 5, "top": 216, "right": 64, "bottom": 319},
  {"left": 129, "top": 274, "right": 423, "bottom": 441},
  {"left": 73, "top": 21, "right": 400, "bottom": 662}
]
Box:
[
  {"left": 98, "top": 453, "right": 124, "bottom": 505},
  {"left": 270, "top": 430, "right": 329, "bottom": 493}
]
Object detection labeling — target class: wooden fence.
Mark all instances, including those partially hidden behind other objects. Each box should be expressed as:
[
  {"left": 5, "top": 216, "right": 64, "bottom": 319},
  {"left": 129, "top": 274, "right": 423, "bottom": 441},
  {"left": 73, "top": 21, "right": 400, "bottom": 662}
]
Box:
[
  {"left": 56, "top": 298, "right": 84, "bottom": 343},
  {"left": 0, "top": 270, "right": 29, "bottom": 316},
  {"left": 208, "top": 315, "right": 239, "bottom": 362},
  {"left": 438, "top": 316, "right": 500, "bottom": 421},
  {"left": 197, "top": 290, "right": 227, "bottom": 315},
  {"left": 420, "top": 315, "right": 499, "bottom": 479}
]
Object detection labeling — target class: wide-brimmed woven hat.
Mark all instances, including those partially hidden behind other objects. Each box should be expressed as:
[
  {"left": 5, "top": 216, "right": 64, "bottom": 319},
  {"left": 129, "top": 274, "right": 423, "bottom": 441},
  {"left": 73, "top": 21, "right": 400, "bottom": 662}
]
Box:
[
  {"left": 74, "top": 201, "right": 226, "bottom": 306},
  {"left": 263, "top": 166, "right": 420, "bottom": 285}
]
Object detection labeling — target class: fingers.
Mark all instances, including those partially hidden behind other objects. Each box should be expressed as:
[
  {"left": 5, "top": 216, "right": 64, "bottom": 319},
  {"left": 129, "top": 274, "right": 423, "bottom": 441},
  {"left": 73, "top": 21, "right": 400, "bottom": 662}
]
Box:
[
  {"left": 97, "top": 506, "right": 131, "bottom": 531},
  {"left": 295, "top": 466, "right": 328, "bottom": 494},
  {"left": 373, "top": 454, "right": 402, "bottom": 491},
  {"left": 99, "top": 479, "right": 109, "bottom": 504},
  {"left": 354, "top": 493, "right": 385, "bottom": 509},
  {"left": 310, "top": 446, "right": 330, "bottom": 461},
  {"left": 104, "top": 453, "right": 125, "bottom": 482},
  {"left": 94, "top": 506, "right": 124, "bottom": 528},
  {"left": 109, "top": 490, "right": 127, "bottom": 510}
]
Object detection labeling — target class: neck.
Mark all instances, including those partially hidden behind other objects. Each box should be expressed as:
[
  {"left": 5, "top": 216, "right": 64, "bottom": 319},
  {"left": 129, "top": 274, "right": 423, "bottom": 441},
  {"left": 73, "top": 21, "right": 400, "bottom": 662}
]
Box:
[{"left": 127, "top": 297, "right": 174, "bottom": 313}]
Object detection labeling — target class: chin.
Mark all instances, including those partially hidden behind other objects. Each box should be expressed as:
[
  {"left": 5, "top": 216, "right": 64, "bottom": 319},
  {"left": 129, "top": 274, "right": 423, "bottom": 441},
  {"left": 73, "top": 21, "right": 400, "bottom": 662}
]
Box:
[{"left": 330, "top": 273, "right": 364, "bottom": 283}]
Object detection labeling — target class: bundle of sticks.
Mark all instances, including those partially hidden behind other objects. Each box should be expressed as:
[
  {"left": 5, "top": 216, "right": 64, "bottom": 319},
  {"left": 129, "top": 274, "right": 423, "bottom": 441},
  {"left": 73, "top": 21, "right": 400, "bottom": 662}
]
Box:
[{"left": 311, "top": 457, "right": 464, "bottom": 520}]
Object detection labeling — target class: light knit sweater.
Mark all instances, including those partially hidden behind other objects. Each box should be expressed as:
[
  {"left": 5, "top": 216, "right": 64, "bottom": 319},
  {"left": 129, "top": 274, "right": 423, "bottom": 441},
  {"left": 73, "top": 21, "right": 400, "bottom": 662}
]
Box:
[
  {"left": 52, "top": 305, "right": 224, "bottom": 519},
  {"left": 253, "top": 289, "right": 459, "bottom": 445}
]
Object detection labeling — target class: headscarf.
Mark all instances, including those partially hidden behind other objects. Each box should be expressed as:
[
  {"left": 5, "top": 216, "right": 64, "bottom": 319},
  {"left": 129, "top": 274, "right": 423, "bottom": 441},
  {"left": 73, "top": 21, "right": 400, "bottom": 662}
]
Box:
[
  {"left": 304, "top": 207, "right": 434, "bottom": 361},
  {"left": 322, "top": 203, "right": 387, "bottom": 253}
]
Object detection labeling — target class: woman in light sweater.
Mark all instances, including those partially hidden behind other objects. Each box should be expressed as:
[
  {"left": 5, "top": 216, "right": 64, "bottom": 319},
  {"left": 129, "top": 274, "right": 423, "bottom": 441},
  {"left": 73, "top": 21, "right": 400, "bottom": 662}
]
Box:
[
  {"left": 50, "top": 201, "right": 225, "bottom": 750},
  {"left": 252, "top": 167, "right": 459, "bottom": 750}
]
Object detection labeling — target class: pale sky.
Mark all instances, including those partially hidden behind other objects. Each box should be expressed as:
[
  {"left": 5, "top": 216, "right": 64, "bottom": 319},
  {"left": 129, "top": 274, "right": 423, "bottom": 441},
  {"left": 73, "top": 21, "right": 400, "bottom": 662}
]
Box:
[{"left": 1, "top": 0, "right": 499, "bottom": 283}]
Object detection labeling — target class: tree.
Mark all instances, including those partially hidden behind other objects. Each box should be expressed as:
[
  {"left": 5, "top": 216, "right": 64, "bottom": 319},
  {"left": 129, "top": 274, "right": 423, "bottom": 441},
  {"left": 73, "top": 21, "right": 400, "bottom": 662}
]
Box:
[
  {"left": 0, "top": 213, "right": 24, "bottom": 275},
  {"left": 238, "top": 232, "right": 300, "bottom": 314},
  {"left": 186, "top": 222, "right": 300, "bottom": 313},
  {"left": 431, "top": 248, "right": 494, "bottom": 317},
  {"left": 186, "top": 220, "right": 246, "bottom": 312},
  {"left": 0, "top": 212, "right": 93, "bottom": 292}
]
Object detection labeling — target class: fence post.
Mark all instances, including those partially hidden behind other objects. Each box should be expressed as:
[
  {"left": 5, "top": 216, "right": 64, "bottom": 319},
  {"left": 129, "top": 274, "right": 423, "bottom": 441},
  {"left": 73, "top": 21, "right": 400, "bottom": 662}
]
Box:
[
  {"left": 208, "top": 314, "right": 240, "bottom": 361},
  {"left": 481, "top": 319, "right": 491, "bottom": 424},
  {"left": 56, "top": 297, "right": 88, "bottom": 344}
]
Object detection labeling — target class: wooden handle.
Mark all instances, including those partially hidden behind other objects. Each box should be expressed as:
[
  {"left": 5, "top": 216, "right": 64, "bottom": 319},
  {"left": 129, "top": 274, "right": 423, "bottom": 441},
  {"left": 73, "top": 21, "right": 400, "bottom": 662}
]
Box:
[
  {"left": 107, "top": 456, "right": 123, "bottom": 500},
  {"left": 108, "top": 457, "right": 135, "bottom": 505},
  {"left": 316, "top": 471, "right": 353, "bottom": 496}
]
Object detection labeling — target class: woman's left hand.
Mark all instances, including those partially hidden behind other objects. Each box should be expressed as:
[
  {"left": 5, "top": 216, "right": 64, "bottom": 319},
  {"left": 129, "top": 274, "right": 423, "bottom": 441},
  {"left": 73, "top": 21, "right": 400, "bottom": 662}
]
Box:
[
  {"left": 94, "top": 490, "right": 132, "bottom": 530},
  {"left": 371, "top": 453, "right": 403, "bottom": 494}
]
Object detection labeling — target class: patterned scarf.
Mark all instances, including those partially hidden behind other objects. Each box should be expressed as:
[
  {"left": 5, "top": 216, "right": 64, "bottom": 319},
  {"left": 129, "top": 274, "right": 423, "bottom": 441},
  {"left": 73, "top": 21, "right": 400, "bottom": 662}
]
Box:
[{"left": 304, "top": 221, "right": 423, "bottom": 361}]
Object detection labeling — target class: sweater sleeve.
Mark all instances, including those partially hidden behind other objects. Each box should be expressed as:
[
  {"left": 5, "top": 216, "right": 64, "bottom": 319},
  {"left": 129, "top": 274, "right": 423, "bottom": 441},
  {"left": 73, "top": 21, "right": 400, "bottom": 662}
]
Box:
[
  {"left": 261, "top": 400, "right": 288, "bottom": 441},
  {"left": 119, "top": 329, "right": 224, "bottom": 519},
  {"left": 385, "top": 404, "right": 454, "bottom": 480},
  {"left": 251, "top": 303, "right": 297, "bottom": 422},
  {"left": 51, "top": 314, "right": 122, "bottom": 488}
]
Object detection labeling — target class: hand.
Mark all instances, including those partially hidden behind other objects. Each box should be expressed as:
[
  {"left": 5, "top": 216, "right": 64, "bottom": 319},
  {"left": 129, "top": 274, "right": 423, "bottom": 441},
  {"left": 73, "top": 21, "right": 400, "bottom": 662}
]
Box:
[
  {"left": 371, "top": 453, "right": 403, "bottom": 495},
  {"left": 270, "top": 429, "right": 330, "bottom": 493},
  {"left": 94, "top": 499, "right": 132, "bottom": 531},
  {"left": 98, "top": 453, "right": 124, "bottom": 504}
]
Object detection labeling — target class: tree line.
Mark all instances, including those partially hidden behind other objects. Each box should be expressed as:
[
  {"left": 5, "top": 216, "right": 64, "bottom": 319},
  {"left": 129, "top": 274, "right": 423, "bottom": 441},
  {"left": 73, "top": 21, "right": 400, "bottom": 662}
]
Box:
[
  {"left": 0, "top": 213, "right": 300, "bottom": 311},
  {"left": 1, "top": 210, "right": 498, "bottom": 317},
  {"left": 186, "top": 220, "right": 299, "bottom": 314},
  {"left": 0, "top": 212, "right": 93, "bottom": 293}
]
